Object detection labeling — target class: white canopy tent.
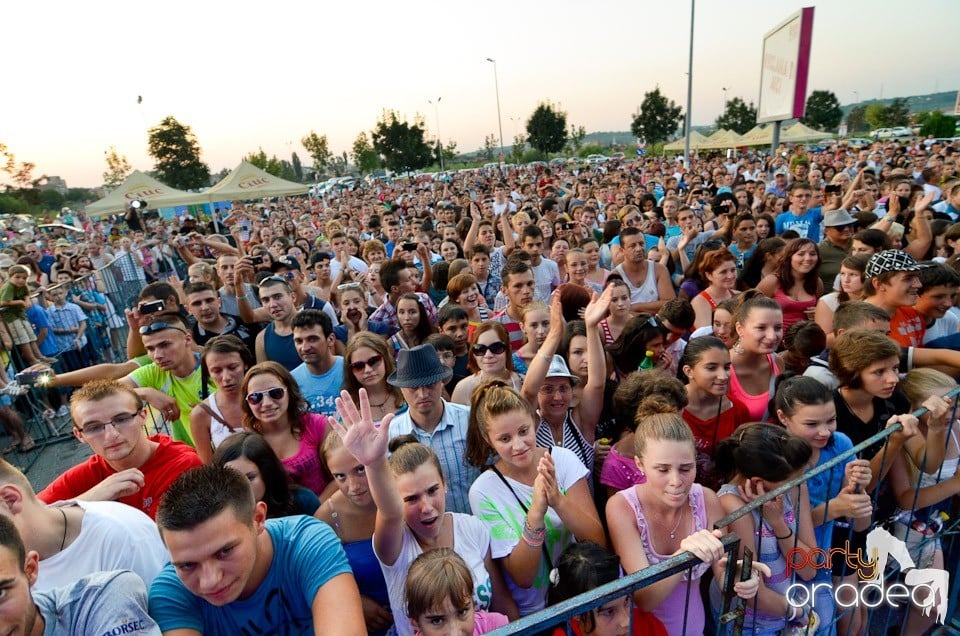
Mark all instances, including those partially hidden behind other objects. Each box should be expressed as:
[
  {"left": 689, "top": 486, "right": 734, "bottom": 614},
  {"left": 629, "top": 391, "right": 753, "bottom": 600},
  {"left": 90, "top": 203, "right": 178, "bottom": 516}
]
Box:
[
  {"left": 197, "top": 161, "right": 310, "bottom": 203},
  {"left": 83, "top": 171, "right": 205, "bottom": 217}
]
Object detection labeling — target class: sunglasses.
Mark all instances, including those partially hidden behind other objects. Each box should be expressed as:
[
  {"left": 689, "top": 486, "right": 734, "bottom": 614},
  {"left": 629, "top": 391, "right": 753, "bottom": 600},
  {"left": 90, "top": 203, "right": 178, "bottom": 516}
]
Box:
[
  {"left": 139, "top": 322, "right": 187, "bottom": 336},
  {"left": 337, "top": 282, "right": 362, "bottom": 292},
  {"left": 472, "top": 342, "right": 507, "bottom": 356},
  {"left": 258, "top": 275, "right": 292, "bottom": 288},
  {"left": 246, "top": 386, "right": 287, "bottom": 405},
  {"left": 350, "top": 354, "right": 383, "bottom": 372}
]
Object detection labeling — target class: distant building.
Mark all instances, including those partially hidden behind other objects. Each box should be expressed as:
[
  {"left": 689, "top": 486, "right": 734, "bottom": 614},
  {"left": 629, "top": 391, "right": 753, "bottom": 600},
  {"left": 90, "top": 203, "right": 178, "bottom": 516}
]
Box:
[{"left": 38, "top": 176, "right": 68, "bottom": 195}]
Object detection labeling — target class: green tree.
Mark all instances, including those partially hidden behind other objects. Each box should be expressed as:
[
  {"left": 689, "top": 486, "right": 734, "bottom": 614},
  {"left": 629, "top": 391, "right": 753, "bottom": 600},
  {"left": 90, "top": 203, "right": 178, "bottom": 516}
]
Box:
[
  {"left": 301, "top": 131, "right": 332, "bottom": 175},
  {"left": 329, "top": 152, "right": 350, "bottom": 177},
  {"left": 630, "top": 87, "right": 683, "bottom": 145},
  {"left": 482, "top": 134, "right": 498, "bottom": 162},
  {"left": 568, "top": 124, "right": 587, "bottom": 153},
  {"left": 39, "top": 189, "right": 65, "bottom": 210},
  {"left": 801, "top": 90, "right": 843, "bottom": 132},
  {"left": 845, "top": 105, "right": 869, "bottom": 133},
  {"left": 279, "top": 160, "right": 296, "bottom": 182},
  {"left": 291, "top": 152, "right": 303, "bottom": 181},
  {"left": 715, "top": 97, "right": 758, "bottom": 134},
  {"left": 510, "top": 133, "right": 527, "bottom": 164},
  {"left": 441, "top": 140, "right": 458, "bottom": 166},
  {"left": 102, "top": 146, "right": 132, "bottom": 188},
  {"left": 865, "top": 103, "right": 888, "bottom": 129},
  {"left": 920, "top": 112, "right": 957, "bottom": 138},
  {"left": 577, "top": 144, "right": 606, "bottom": 158},
  {"left": 370, "top": 110, "right": 432, "bottom": 174},
  {"left": 887, "top": 98, "right": 911, "bottom": 126},
  {"left": 351, "top": 132, "right": 380, "bottom": 175},
  {"left": 245, "top": 147, "right": 283, "bottom": 176},
  {"left": 146, "top": 116, "right": 210, "bottom": 190},
  {"left": 525, "top": 101, "right": 568, "bottom": 154}
]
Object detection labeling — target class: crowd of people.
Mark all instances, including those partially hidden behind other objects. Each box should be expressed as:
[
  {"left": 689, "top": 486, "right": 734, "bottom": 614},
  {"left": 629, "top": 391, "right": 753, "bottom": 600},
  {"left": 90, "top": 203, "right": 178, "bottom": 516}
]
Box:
[{"left": 0, "top": 135, "right": 957, "bottom": 634}]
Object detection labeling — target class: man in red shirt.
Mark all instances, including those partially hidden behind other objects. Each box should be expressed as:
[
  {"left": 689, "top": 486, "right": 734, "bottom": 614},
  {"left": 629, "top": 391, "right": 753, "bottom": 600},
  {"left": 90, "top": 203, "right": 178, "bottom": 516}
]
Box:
[
  {"left": 39, "top": 380, "right": 201, "bottom": 519},
  {"left": 863, "top": 250, "right": 931, "bottom": 348}
]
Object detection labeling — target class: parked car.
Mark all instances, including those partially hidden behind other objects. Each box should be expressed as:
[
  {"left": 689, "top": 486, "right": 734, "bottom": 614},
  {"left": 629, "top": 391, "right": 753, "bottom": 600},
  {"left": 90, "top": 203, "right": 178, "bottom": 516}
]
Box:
[
  {"left": 871, "top": 127, "right": 913, "bottom": 139},
  {"left": 842, "top": 137, "right": 874, "bottom": 148},
  {"left": 586, "top": 154, "right": 610, "bottom": 164}
]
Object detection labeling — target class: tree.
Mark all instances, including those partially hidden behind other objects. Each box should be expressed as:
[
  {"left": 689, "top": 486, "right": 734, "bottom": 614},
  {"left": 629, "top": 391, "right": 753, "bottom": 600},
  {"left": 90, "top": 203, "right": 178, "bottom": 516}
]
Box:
[
  {"left": 865, "top": 103, "right": 888, "bottom": 129},
  {"left": 441, "top": 140, "right": 458, "bottom": 166},
  {"left": 245, "top": 147, "right": 283, "bottom": 176},
  {"left": 630, "top": 87, "right": 683, "bottom": 145},
  {"left": 510, "top": 133, "right": 527, "bottom": 164},
  {"left": 482, "top": 134, "right": 498, "bottom": 162},
  {"left": 715, "top": 97, "right": 758, "bottom": 134},
  {"left": 568, "top": 124, "right": 587, "bottom": 153},
  {"left": 370, "top": 110, "right": 432, "bottom": 174},
  {"left": 920, "top": 112, "right": 957, "bottom": 138},
  {"left": 846, "top": 105, "right": 869, "bottom": 133},
  {"left": 329, "top": 152, "right": 350, "bottom": 177},
  {"left": 525, "top": 101, "right": 568, "bottom": 155},
  {"left": 291, "top": 152, "right": 303, "bottom": 181},
  {"left": 301, "top": 131, "right": 332, "bottom": 175},
  {"left": 351, "top": 132, "right": 380, "bottom": 175},
  {"left": 801, "top": 90, "right": 843, "bottom": 132},
  {"left": 146, "top": 116, "right": 210, "bottom": 190},
  {"left": 886, "top": 98, "right": 910, "bottom": 127},
  {"left": 102, "top": 146, "right": 132, "bottom": 189}
]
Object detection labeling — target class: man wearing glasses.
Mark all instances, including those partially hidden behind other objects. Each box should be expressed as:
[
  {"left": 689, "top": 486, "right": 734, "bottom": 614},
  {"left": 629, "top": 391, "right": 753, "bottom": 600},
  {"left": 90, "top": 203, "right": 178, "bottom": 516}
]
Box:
[
  {"left": 38, "top": 380, "right": 201, "bottom": 519},
  {"left": 120, "top": 314, "right": 214, "bottom": 446},
  {"left": 774, "top": 181, "right": 823, "bottom": 242}
]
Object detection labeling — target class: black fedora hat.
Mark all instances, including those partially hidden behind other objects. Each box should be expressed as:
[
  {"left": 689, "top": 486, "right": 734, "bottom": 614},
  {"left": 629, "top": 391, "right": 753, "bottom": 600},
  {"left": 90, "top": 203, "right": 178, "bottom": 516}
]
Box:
[{"left": 387, "top": 343, "right": 453, "bottom": 388}]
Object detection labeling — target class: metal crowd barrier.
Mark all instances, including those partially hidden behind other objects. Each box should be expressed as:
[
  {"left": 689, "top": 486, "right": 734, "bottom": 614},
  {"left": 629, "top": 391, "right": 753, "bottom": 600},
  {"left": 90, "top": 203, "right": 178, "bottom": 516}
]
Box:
[
  {"left": 494, "top": 386, "right": 960, "bottom": 635},
  {"left": 0, "top": 253, "right": 150, "bottom": 472}
]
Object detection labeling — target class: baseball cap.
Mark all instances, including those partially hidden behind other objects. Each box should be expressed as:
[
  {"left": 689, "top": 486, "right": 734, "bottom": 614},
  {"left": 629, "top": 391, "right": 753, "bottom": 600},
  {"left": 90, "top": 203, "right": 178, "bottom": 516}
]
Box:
[
  {"left": 55, "top": 239, "right": 72, "bottom": 248},
  {"left": 774, "top": 168, "right": 788, "bottom": 177},
  {"left": 271, "top": 256, "right": 301, "bottom": 272},
  {"left": 865, "top": 250, "right": 929, "bottom": 279},
  {"left": 822, "top": 209, "right": 856, "bottom": 228}
]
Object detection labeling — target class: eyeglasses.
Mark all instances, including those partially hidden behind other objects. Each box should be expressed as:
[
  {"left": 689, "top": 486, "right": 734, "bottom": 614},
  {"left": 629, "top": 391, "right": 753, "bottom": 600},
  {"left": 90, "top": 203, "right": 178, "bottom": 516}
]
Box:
[
  {"left": 539, "top": 385, "right": 571, "bottom": 396},
  {"left": 139, "top": 322, "right": 187, "bottom": 336},
  {"left": 349, "top": 355, "right": 383, "bottom": 372},
  {"left": 337, "top": 282, "right": 362, "bottom": 292},
  {"left": 245, "top": 386, "right": 287, "bottom": 405},
  {"left": 472, "top": 342, "right": 507, "bottom": 356},
  {"left": 77, "top": 411, "right": 141, "bottom": 437}
]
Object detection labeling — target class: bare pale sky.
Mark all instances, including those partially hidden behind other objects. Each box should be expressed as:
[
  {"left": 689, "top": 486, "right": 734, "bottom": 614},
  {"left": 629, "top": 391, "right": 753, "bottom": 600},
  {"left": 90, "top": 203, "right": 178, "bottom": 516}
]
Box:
[{"left": 3, "top": 0, "right": 958, "bottom": 187}]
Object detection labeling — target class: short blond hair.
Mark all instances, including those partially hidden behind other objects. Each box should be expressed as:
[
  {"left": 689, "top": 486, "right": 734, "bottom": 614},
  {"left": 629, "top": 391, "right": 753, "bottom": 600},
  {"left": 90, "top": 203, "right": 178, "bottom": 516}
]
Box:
[{"left": 69, "top": 380, "right": 142, "bottom": 424}]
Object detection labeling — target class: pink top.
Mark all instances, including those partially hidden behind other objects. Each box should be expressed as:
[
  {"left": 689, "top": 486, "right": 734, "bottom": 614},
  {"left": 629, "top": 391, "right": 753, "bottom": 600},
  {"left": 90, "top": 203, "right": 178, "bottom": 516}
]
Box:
[
  {"left": 773, "top": 287, "right": 816, "bottom": 332},
  {"left": 618, "top": 484, "right": 710, "bottom": 636},
  {"left": 471, "top": 611, "right": 510, "bottom": 635},
  {"left": 728, "top": 354, "right": 780, "bottom": 422},
  {"left": 281, "top": 413, "right": 329, "bottom": 496},
  {"left": 600, "top": 446, "right": 645, "bottom": 490}
]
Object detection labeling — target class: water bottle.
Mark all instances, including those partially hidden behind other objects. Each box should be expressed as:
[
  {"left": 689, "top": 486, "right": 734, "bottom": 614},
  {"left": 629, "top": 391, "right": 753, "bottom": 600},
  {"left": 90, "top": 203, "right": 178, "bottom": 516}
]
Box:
[
  {"left": 639, "top": 350, "right": 656, "bottom": 371},
  {"left": 927, "top": 511, "right": 949, "bottom": 535}
]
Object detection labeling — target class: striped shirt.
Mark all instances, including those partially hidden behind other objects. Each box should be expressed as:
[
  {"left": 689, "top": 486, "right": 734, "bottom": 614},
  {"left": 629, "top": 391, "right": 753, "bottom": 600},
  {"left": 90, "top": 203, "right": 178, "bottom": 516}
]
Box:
[
  {"left": 535, "top": 410, "right": 594, "bottom": 475},
  {"left": 492, "top": 309, "right": 524, "bottom": 351},
  {"left": 388, "top": 401, "right": 479, "bottom": 514}
]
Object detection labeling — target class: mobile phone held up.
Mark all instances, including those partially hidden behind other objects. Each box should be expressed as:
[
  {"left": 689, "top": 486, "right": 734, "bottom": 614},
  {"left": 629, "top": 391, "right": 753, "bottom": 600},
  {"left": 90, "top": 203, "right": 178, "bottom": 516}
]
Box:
[{"left": 139, "top": 300, "right": 165, "bottom": 315}]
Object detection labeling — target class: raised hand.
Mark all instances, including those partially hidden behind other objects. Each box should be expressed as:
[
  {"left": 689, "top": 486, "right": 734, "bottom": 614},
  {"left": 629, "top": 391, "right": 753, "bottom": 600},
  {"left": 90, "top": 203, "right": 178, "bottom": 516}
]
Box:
[
  {"left": 332, "top": 388, "right": 393, "bottom": 466},
  {"left": 583, "top": 286, "right": 612, "bottom": 328},
  {"left": 537, "top": 451, "right": 561, "bottom": 510}
]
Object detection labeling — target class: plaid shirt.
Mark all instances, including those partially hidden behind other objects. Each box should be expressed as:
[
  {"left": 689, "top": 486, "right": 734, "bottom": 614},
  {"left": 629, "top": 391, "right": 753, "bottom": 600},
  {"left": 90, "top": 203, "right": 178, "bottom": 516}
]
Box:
[{"left": 368, "top": 292, "right": 438, "bottom": 336}]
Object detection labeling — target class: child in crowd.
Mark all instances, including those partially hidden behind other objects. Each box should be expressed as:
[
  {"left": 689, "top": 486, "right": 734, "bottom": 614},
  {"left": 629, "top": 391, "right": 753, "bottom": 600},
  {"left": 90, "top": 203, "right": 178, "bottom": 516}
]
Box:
[{"left": 0, "top": 264, "right": 51, "bottom": 366}]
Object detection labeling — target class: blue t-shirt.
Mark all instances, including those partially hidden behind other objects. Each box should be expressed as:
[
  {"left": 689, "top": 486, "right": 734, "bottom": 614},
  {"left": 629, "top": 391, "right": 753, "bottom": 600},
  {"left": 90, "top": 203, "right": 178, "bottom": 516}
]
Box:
[
  {"left": 805, "top": 431, "right": 854, "bottom": 578},
  {"left": 149, "top": 515, "right": 352, "bottom": 634},
  {"left": 775, "top": 207, "right": 823, "bottom": 242},
  {"left": 26, "top": 304, "right": 58, "bottom": 356},
  {"left": 291, "top": 357, "right": 344, "bottom": 418}
]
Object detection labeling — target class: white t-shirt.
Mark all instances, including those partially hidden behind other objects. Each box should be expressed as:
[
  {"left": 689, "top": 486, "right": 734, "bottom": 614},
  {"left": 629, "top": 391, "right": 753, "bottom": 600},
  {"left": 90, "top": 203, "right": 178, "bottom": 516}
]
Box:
[
  {"left": 469, "top": 446, "right": 588, "bottom": 616},
  {"left": 329, "top": 256, "right": 369, "bottom": 280},
  {"left": 36, "top": 500, "right": 169, "bottom": 593},
  {"left": 377, "top": 513, "right": 493, "bottom": 636},
  {"left": 924, "top": 313, "right": 960, "bottom": 344},
  {"left": 531, "top": 258, "right": 561, "bottom": 302}
]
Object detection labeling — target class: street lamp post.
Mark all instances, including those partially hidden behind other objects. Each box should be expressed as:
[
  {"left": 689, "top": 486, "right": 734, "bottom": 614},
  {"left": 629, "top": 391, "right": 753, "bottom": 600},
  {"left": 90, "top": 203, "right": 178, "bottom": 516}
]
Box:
[
  {"left": 722, "top": 87, "right": 728, "bottom": 108},
  {"left": 683, "top": 0, "right": 695, "bottom": 169},
  {"left": 428, "top": 97, "right": 443, "bottom": 171},
  {"left": 486, "top": 57, "right": 505, "bottom": 164}
]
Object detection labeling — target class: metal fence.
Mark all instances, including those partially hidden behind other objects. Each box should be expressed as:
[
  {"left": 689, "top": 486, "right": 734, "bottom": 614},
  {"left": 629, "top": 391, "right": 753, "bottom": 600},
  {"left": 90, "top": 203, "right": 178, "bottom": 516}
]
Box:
[
  {"left": 492, "top": 387, "right": 960, "bottom": 635},
  {"left": 0, "top": 253, "right": 147, "bottom": 471}
]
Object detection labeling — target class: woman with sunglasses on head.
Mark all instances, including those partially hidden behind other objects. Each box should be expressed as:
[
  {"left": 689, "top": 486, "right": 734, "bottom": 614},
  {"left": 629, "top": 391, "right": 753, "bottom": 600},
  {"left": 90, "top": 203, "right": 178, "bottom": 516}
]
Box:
[
  {"left": 450, "top": 322, "right": 523, "bottom": 406},
  {"left": 343, "top": 333, "right": 405, "bottom": 425},
  {"left": 190, "top": 335, "right": 254, "bottom": 463},
  {"left": 390, "top": 293, "right": 435, "bottom": 357},
  {"left": 240, "top": 361, "right": 335, "bottom": 499}
]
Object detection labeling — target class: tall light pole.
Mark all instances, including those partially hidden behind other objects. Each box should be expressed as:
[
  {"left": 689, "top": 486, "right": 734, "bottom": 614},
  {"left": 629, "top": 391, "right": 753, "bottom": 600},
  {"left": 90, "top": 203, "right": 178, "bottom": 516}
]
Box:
[
  {"left": 683, "top": 0, "right": 695, "bottom": 169},
  {"left": 486, "top": 57, "right": 505, "bottom": 164},
  {"left": 428, "top": 97, "right": 443, "bottom": 171}
]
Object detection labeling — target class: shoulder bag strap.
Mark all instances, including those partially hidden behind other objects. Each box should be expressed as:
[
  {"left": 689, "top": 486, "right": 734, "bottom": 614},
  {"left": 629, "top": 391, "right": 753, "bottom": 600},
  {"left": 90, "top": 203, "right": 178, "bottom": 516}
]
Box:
[{"left": 488, "top": 465, "right": 553, "bottom": 570}]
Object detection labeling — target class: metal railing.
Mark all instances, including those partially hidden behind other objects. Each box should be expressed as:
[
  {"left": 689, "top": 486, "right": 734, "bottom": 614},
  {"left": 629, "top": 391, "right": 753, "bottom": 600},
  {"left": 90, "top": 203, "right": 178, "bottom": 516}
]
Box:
[{"left": 494, "top": 386, "right": 960, "bottom": 635}]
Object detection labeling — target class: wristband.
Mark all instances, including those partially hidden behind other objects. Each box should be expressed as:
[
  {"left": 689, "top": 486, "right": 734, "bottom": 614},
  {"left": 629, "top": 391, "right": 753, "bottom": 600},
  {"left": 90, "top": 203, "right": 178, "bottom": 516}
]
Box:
[{"left": 775, "top": 527, "right": 793, "bottom": 541}]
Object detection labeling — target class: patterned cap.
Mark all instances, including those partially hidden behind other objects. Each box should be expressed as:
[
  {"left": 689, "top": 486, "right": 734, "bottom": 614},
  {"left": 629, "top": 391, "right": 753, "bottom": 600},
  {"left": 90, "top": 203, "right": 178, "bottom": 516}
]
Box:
[{"left": 865, "top": 250, "right": 928, "bottom": 279}]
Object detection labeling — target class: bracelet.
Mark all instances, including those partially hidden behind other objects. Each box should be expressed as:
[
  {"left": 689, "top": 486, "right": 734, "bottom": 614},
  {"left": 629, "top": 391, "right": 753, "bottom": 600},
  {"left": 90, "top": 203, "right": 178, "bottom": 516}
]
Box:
[
  {"left": 521, "top": 532, "right": 544, "bottom": 548},
  {"left": 775, "top": 528, "right": 793, "bottom": 541},
  {"left": 523, "top": 519, "right": 546, "bottom": 544}
]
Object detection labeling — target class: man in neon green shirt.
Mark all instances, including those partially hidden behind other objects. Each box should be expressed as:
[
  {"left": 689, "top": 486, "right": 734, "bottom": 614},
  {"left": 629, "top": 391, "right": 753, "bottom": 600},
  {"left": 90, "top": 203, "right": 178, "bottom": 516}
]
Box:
[{"left": 120, "top": 314, "right": 214, "bottom": 446}]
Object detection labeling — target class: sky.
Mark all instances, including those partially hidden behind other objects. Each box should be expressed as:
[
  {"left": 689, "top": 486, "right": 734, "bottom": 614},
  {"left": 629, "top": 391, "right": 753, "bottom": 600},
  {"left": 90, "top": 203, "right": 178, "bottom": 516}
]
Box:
[{"left": 2, "top": 0, "right": 959, "bottom": 188}]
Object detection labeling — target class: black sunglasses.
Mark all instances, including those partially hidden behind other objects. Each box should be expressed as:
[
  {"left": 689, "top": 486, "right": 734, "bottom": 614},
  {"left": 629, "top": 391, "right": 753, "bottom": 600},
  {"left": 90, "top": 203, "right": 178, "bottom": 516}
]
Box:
[
  {"left": 472, "top": 342, "right": 507, "bottom": 356},
  {"left": 349, "top": 355, "right": 383, "bottom": 372},
  {"left": 139, "top": 322, "right": 187, "bottom": 336},
  {"left": 246, "top": 386, "right": 287, "bottom": 405}
]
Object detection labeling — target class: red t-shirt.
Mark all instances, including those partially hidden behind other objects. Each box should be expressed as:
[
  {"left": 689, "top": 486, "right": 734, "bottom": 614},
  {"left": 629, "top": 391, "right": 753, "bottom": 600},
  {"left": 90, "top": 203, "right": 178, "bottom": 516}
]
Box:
[
  {"left": 551, "top": 608, "right": 667, "bottom": 636},
  {"left": 889, "top": 306, "right": 925, "bottom": 348},
  {"left": 683, "top": 397, "right": 752, "bottom": 490},
  {"left": 38, "top": 434, "right": 202, "bottom": 519}
]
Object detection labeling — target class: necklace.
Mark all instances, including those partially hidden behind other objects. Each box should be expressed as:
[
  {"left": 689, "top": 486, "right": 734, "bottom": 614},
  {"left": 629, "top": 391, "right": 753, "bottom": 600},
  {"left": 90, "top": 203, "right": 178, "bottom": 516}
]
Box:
[
  {"left": 58, "top": 508, "right": 67, "bottom": 553},
  {"left": 659, "top": 507, "right": 684, "bottom": 540},
  {"left": 367, "top": 396, "right": 388, "bottom": 409}
]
